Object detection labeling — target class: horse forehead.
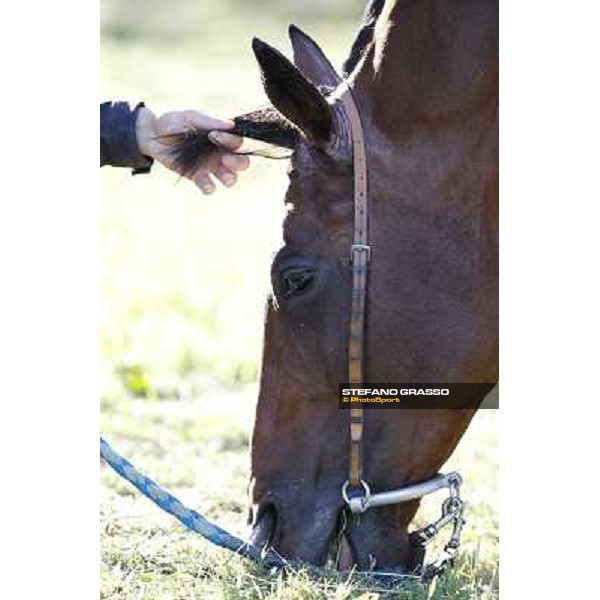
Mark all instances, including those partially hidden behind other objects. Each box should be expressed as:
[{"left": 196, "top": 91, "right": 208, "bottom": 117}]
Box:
[
  {"left": 282, "top": 208, "right": 324, "bottom": 247},
  {"left": 282, "top": 190, "right": 356, "bottom": 252},
  {"left": 285, "top": 166, "right": 354, "bottom": 236}
]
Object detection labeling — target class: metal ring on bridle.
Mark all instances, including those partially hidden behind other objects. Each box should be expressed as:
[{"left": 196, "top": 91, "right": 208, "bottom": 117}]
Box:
[
  {"left": 443, "top": 496, "right": 462, "bottom": 515},
  {"left": 448, "top": 472, "right": 463, "bottom": 489},
  {"left": 341, "top": 479, "right": 371, "bottom": 514}
]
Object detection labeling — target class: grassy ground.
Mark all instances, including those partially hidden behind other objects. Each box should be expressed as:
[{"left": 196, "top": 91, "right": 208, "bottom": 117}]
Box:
[
  {"left": 101, "top": 391, "right": 498, "bottom": 599},
  {"left": 101, "top": 2, "right": 498, "bottom": 597}
]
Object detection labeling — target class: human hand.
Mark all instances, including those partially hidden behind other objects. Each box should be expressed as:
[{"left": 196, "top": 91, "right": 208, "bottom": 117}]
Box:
[{"left": 135, "top": 107, "right": 250, "bottom": 194}]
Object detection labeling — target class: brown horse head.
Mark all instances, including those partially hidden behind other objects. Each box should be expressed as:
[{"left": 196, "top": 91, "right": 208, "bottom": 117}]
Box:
[
  {"left": 165, "top": 0, "right": 498, "bottom": 573},
  {"left": 247, "top": 0, "right": 498, "bottom": 572}
]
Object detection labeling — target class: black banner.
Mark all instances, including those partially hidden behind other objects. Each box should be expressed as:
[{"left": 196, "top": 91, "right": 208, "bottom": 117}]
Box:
[{"left": 338, "top": 383, "right": 498, "bottom": 409}]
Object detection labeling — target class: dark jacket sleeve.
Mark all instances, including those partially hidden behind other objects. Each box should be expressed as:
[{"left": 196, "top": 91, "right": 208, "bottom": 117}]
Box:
[{"left": 100, "top": 101, "right": 153, "bottom": 174}]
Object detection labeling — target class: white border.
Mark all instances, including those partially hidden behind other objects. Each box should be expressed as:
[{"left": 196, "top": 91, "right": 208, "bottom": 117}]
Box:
[
  {"left": 0, "top": 1, "right": 98, "bottom": 597},
  {"left": 501, "top": 1, "right": 600, "bottom": 597},
  {"left": 0, "top": 1, "right": 598, "bottom": 597}
]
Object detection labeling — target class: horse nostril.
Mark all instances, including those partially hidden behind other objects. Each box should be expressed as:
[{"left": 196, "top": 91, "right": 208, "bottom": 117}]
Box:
[{"left": 250, "top": 503, "right": 278, "bottom": 549}]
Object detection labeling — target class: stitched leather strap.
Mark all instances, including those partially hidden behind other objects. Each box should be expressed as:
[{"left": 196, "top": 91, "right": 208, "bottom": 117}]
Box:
[{"left": 338, "top": 83, "right": 369, "bottom": 489}]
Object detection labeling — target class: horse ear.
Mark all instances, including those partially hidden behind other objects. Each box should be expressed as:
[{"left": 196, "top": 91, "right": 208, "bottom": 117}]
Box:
[
  {"left": 288, "top": 25, "right": 342, "bottom": 88},
  {"left": 252, "top": 37, "right": 332, "bottom": 144}
]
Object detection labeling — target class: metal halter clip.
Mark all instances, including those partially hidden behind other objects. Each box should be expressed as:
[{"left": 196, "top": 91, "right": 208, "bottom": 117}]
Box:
[
  {"left": 350, "top": 244, "right": 371, "bottom": 263},
  {"left": 341, "top": 479, "right": 371, "bottom": 514}
]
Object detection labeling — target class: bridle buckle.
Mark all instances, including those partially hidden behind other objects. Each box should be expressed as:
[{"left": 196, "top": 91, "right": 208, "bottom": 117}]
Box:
[{"left": 350, "top": 244, "right": 371, "bottom": 263}]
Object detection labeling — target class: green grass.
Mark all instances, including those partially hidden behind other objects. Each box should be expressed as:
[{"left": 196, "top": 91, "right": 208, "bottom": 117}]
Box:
[{"left": 101, "top": 2, "right": 498, "bottom": 597}]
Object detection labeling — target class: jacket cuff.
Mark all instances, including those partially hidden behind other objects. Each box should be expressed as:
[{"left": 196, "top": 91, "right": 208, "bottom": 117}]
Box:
[{"left": 100, "top": 101, "right": 154, "bottom": 173}]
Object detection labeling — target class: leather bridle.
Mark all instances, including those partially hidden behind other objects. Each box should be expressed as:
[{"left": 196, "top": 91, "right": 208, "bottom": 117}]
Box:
[
  {"left": 335, "top": 82, "right": 466, "bottom": 578},
  {"left": 338, "top": 83, "right": 369, "bottom": 494}
]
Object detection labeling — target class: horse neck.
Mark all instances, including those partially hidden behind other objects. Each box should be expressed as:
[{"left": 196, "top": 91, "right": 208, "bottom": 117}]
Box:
[
  {"left": 345, "top": 0, "right": 498, "bottom": 218},
  {"left": 351, "top": 0, "right": 499, "bottom": 135}
]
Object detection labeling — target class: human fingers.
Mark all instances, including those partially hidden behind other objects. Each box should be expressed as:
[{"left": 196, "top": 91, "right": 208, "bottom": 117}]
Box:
[
  {"left": 179, "top": 111, "right": 234, "bottom": 132},
  {"left": 155, "top": 111, "right": 234, "bottom": 137},
  {"left": 213, "top": 168, "right": 238, "bottom": 188},
  {"left": 193, "top": 172, "right": 216, "bottom": 195},
  {"left": 221, "top": 153, "right": 250, "bottom": 172}
]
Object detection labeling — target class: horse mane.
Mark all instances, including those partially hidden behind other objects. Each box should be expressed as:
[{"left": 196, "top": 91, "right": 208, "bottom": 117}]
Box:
[
  {"left": 157, "top": 107, "right": 298, "bottom": 177},
  {"left": 342, "top": 0, "right": 385, "bottom": 77}
]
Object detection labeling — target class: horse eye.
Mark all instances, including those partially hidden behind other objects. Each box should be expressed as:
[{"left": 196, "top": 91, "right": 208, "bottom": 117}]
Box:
[{"left": 279, "top": 267, "right": 314, "bottom": 299}]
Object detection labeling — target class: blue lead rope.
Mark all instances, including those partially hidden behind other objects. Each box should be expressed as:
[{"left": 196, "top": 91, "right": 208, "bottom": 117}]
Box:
[{"left": 100, "top": 436, "right": 285, "bottom": 570}]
